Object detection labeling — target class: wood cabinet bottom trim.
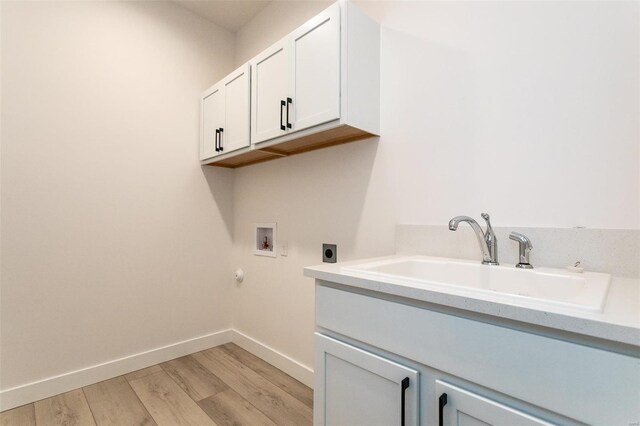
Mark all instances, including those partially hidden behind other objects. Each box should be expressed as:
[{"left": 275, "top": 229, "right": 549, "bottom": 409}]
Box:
[{"left": 204, "top": 124, "right": 376, "bottom": 169}]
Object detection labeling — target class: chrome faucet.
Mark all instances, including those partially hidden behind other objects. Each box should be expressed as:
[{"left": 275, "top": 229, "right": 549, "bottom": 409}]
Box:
[
  {"left": 448, "top": 213, "right": 499, "bottom": 265},
  {"left": 509, "top": 232, "right": 533, "bottom": 269}
]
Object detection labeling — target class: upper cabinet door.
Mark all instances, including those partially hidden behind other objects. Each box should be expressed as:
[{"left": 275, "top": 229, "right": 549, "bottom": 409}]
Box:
[
  {"left": 288, "top": 3, "right": 341, "bottom": 133},
  {"left": 251, "top": 40, "right": 290, "bottom": 144},
  {"left": 200, "top": 84, "right": 224, "bottom": 160},
  {"left": 221, "top": 64, "right": 250, "bottom": 154}
]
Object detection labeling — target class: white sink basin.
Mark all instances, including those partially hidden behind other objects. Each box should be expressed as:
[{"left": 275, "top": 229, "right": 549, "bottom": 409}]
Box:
[{"left": 341, "top": 256, "right": 611, "bottom": 312}]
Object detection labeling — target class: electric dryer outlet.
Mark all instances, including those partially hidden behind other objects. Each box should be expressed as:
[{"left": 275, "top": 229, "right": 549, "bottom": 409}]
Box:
[{"left": 323, "top": 244, "right": 337, "bottom": 263}]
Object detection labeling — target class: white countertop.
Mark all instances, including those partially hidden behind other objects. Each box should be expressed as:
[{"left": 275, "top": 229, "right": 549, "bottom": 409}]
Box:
[{"left": 304, "top": 255, "right": 640, "bottom": 347}]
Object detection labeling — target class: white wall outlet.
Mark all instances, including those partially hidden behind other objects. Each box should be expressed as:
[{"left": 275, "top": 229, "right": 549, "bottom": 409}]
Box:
[{"left": 280, "top": 241, "right": 288, "bottom": 256}]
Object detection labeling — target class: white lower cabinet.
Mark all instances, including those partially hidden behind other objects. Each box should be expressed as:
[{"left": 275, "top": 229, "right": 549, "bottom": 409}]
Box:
[
  {"left": 315, "top": 334, "right": 419, "bottom": 426},
  {"left": 314, "top": 284, "right": 640, "bottom": 426},
  {"left": 314, "top": 334, "right": 554, "bottom": 426},
  {"left": 436, "top": 381, "right": 552, "bottom": 426}
]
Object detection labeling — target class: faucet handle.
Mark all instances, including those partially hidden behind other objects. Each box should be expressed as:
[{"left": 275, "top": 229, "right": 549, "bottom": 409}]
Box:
[
  {"left": 509, "top": 232, "right": 533, "bottom": 269},
  {"left": 480, "top": 213, "right": 496, "bottom": 236},
  {"left": 481, "top": 213, "right": 494, "bottom": 231}
]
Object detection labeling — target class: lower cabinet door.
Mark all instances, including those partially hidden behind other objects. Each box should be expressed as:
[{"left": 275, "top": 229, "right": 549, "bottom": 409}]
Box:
[
  {"left": 315, "top": 333, "right": 419, "bottom": 426},
  {"left": 436, "top": 381, "right": 555, "bottom": 426}
]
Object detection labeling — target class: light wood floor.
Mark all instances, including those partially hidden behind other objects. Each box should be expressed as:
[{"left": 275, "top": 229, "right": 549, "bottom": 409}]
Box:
[{"left": 1, "top": 343, "right": 313, "bottom": 426}]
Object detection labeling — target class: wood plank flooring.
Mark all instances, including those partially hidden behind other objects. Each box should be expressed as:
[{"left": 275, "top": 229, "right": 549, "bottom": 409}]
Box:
[
  {"left": 83, "top": 377, "right": 156, "bottom": 426},
  {"left": 0, "top": 343, "right": 313, "bottom": 426}
]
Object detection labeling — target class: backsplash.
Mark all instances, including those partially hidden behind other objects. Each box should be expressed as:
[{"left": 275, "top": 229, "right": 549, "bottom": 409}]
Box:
[{"left": 396, "top": 225, "right": 640, "bottom": 278}]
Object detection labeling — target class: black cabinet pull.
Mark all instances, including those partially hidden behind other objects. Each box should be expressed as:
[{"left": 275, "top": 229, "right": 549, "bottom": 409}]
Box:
[
  {"left": 400, "top": 377, "right": 410, "bottom": 426},
  {"left": 215, "top": 129, "right": 220, "bottom": 152},
  {"left": 438, "top": 393, "right": 448, "bottom": 426},
  {"left": 218, "top": 128, "right": 224, "bottom": 152},
  {"left": 286, "top": 97, "right": 292, "bottom": 128},
  {"left": 280, "top": 100, "right": 286, "bottom": 130}
]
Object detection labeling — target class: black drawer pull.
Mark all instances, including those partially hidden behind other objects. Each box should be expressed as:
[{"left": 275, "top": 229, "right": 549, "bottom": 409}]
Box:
[
  {"left": 218, "top": 128, "right": 224, "bottom": 152},
  {"left": 280, "top": 100, "right": 286, "bottom": 131},
  {"left": 215, "top": 129, "right": 220, "bottom": 152},
  {"left": 286, "top": 97, "right": 292, "bottom": 128},
  {"left": 439, "top": 393, "right": 448, "bottom": 426},
  {"left": 401, "top": 377, "right": 410, "bottom": 426}
]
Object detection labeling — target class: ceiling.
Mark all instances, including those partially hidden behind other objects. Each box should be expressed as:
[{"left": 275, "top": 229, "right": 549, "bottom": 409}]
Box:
[{"left": 174, "top": 1, "right": 271, "bottom": 33}]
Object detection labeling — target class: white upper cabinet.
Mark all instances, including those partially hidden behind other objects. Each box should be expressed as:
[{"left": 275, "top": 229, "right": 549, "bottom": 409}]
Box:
[
  {"left": 249, "top": 0, "right": 379, "bottom": 148},
  {"left": 200, "top": 84, "right": 224, "bottom": 160},
  {"left": 251, "top": 40, "right": 290, "bottom": 144},
  {"left": 200, "top": 64, "right": 250, "bottom": 160},
  {"left": 250, "top": 4, "right": 341, "bottom": 145},
  {"left": 222, "top": 65, "right": 250, "bottom": 153},
  {"left": 288, "top": 3, "right": 341, "bottom": 134},
  {"left": 202, "top": 1, "right": 379, "bottom": 168}
]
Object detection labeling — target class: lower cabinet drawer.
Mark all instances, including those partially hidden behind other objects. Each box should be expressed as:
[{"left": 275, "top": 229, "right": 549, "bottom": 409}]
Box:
[
  {"left": 314, "top": 333, "right": 420, "bottom": 426},
  {"left": 316, "top": 283, "right": 640, "bottom": 425}
]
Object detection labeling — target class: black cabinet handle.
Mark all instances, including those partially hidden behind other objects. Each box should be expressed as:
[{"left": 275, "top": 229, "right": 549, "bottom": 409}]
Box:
[
  {"left": 218, "top": 128, "right": 224, "bottom": 152},
  {"left": 439, "top": 393, "right": 448, "bottom": 426},
  {"left": 215, "top": 129, "right": 220, "bottom": 152},
  {"left": 400, "top": 377, "right": 410, "bottom": 426},
  {"left": 286, "top": 97, "right": 292, "bottom": 129},
  {"left": 280, "top": 100, "right": 286, "bottom": 130}
]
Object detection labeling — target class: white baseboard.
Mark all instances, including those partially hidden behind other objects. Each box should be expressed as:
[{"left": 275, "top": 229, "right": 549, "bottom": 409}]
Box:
[
  {"left": 0, "top": 329, "right": 233, "bottom": 412},
  {"left": 230, "top": 330, "right": 314, "bottom": 387},
  {"left": 0, "top": 328, "right": 314, "bottom": 412}
]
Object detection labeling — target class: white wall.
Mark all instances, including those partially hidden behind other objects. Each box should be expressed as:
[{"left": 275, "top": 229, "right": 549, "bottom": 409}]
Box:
[
  {"left": 231, "top": 1, "right": 640, "bottom": 372},
  {"left": 1, "top": 1, "right": 236, "bottom": 390}
]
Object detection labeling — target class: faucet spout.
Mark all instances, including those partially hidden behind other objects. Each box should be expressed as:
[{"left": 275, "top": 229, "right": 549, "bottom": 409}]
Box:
[{"left": 449, "top": 214, "right": 499, "bottom": 265}]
